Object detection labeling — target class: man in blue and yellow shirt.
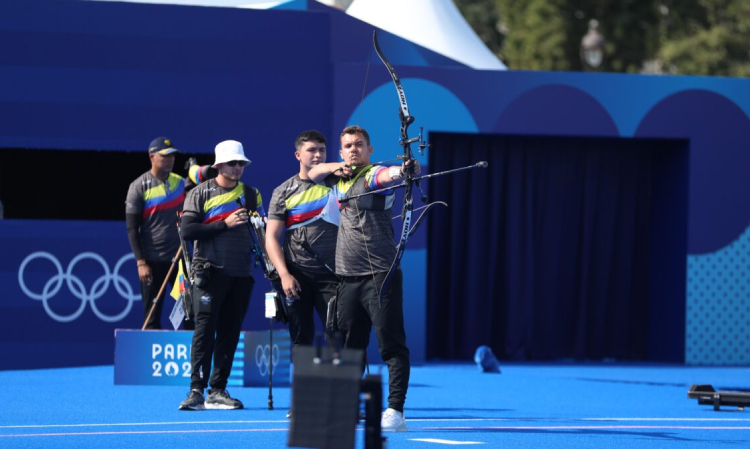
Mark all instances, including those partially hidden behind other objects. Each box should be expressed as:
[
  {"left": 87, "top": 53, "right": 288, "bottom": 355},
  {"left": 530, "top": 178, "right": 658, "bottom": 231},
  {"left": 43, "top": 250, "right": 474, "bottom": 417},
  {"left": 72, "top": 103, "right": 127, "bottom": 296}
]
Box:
[
  {"left": 178, "top": 140, "right": 263, "bottom": 411},
  {"left": 125, "top": 136, "right": 185, "bottom": 329},
  {"left": 266, "top": 130, "right": 339, "bottom": 407},
  {"left": 308, "top": 125, "right": 419, "bottom": 433}
]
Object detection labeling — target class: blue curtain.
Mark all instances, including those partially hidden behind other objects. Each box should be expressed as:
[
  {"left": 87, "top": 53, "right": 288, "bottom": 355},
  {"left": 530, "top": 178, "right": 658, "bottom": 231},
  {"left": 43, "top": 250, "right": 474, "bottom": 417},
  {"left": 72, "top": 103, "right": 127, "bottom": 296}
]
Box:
[{"left": 426, "top": 133, "right": 674, "bottom": 361}]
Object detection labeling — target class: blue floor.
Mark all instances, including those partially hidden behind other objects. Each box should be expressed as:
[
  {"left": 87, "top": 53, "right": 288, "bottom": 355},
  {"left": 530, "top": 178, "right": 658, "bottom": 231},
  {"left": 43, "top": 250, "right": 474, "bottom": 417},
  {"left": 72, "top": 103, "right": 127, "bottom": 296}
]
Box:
[{"left": 2, "top": 362, "right": 749, "bottom": 448}]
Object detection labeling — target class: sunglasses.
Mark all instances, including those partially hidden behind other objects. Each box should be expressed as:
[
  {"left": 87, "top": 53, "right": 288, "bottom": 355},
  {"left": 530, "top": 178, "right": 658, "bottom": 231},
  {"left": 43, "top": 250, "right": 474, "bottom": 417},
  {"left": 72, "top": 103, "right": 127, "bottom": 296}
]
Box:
[{"left": 226, "top": 160, "right": 248, "bottom": 167}]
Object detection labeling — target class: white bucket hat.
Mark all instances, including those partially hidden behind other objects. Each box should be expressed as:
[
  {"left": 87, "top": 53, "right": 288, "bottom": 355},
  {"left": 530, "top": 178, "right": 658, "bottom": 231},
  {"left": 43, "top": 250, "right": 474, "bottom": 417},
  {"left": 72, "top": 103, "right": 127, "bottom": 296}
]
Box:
[{"left": 213, "top": 140, "right": 251, "bottom": 167}]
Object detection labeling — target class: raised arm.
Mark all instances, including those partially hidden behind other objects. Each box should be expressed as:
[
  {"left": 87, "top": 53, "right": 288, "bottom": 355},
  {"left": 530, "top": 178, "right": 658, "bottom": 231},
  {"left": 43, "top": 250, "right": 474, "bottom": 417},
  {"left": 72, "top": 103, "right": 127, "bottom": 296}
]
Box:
[
  {"left": 308, "top": 162, "right": 350, "bottom": 184},
  {"left": 372, "top": 160, "right": 421, "bottom": 188}
]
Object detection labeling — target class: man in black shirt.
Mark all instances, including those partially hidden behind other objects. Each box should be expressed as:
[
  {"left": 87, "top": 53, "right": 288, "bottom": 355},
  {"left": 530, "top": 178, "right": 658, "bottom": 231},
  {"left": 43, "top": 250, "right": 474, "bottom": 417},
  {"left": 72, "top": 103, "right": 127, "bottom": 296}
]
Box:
[
  {"left": 266, "top": 130, "right": 339, "bottom": 418},
  {"left": 308, "top": 126, "right": 418, "bottom": 432},
  {"left": 125, "top": 137, "right": 184, "bottom": 329},
  {"left": 178, "top": 140, "right": 263, "bottom": 410}
]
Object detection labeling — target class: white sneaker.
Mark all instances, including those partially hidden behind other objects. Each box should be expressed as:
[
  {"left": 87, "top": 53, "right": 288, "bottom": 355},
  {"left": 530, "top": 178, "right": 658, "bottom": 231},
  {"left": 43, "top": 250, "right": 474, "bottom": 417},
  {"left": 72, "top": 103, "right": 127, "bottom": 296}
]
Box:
[{"left": 381, "top": 408, "right": 407, "bottom": 432}]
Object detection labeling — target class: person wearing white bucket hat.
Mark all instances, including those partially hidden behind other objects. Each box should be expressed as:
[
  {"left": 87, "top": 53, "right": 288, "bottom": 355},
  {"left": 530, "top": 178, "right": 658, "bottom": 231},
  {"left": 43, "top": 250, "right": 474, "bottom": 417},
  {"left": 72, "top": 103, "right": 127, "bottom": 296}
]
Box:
[
  {"left": 178, "top": 139, "right": 264, "bottom": 411},
  {"left": 212, "top": 140, "right": 251, "bottom": 168}
]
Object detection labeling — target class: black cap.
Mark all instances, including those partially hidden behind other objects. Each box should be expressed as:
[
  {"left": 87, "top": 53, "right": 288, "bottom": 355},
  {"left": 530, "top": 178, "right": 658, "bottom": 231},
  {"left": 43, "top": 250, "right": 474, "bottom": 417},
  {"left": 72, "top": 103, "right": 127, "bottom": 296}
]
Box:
[{"left": 148, "top": 137, "right": 179, "bottom": 155}]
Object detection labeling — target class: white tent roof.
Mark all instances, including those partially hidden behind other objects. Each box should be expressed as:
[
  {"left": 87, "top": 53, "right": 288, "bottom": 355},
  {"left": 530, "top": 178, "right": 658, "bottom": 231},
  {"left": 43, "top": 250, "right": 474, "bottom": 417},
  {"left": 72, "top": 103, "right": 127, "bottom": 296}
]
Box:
[
  {"left": 346, "top": 0, "right": 507, "bottom": 70},
  {"left": 87, "top": 0, "right": 507, "bottom": 69}
]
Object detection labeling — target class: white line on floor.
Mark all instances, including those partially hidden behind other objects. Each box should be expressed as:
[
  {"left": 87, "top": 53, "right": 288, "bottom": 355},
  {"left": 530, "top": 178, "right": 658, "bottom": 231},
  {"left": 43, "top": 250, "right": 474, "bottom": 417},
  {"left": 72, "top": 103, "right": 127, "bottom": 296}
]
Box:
[
  {"left": 583, "top": 417, "right": 750, "bottom": 421},
  {"left": 2, "top": 417, "right": 749, "bottom": 430},
  {"left": 0, "top": 420, "right": 288, "bottom": 429},
  {"left": 410, "top": 438, "right": 484, "bottom": 445}
]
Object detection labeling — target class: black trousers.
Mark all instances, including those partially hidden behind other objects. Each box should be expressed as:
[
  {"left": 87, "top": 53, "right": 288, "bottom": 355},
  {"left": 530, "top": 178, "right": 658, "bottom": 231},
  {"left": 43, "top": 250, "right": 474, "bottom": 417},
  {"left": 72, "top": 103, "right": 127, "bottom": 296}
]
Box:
[
  {"left": 336, "top": 269, "right": 410, "bottom": 412},
  {"left": 140, "top": 260, "right": 174, "bottom": 330},
  {"left": 190, "top": 269, "right": 254, "bottom": 391},
  {"left": 286, "top": 266, "right": 338, "bottom": 364}
]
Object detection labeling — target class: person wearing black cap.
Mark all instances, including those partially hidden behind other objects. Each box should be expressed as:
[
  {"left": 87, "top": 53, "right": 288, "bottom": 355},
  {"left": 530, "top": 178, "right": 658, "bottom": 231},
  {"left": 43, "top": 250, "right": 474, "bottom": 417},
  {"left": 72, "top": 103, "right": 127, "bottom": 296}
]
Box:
[{"left": 125, "top": 137, "right": 186, "bottom": 329}]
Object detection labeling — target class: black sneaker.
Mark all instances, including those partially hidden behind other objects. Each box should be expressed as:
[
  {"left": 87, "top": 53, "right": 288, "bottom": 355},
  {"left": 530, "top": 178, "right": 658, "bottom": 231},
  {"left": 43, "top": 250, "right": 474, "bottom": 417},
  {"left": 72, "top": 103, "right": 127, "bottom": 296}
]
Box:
[
  {"left": 179, "top": 389, "right": 205, "bottom": 411},
  {"left": 205, "top": 389, "right": 244, "bottom": 410}
]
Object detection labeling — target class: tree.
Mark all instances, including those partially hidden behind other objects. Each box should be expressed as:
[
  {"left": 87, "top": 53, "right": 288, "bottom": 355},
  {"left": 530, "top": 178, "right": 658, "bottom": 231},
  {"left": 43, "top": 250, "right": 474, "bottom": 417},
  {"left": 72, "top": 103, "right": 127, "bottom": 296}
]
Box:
[
  {"left": 494, "top": 0, "right": 660, "bottom": 72},
  {"left": 496, "top": 0, "right": 572, "bottom": 70},
  {"left": 658, "top": 0, "right": 750, "bottom": 76},
  {"left": 457, "top": 0, "right": 749, "bottom": 75}
]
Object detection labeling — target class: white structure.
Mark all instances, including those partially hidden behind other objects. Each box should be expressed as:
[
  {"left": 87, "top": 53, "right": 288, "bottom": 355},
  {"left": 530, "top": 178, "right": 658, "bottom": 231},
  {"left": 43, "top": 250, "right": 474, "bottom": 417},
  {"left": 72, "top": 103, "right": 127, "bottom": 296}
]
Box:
[
  {"left": 87, "top": 0, "right": 507, "bottom": 70},
  {"left": 315, "top": 0, "right": 352, "bottom": 9},
  {"left": 346, "top": 0, "right": 507, "bottom": 70}
]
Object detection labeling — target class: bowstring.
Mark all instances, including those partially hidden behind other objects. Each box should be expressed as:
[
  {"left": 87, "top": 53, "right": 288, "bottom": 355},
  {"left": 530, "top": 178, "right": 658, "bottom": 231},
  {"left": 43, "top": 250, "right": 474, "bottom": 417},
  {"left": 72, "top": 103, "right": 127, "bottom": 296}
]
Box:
[
  {"left": 353, "top": 40, "right": 381, "bottom": 300},
  {"left": 352, "top": 189, "right": 382, "bottom": 300},
  {"left": 355, "top": 44, "right": 372, "bottom": 130}
]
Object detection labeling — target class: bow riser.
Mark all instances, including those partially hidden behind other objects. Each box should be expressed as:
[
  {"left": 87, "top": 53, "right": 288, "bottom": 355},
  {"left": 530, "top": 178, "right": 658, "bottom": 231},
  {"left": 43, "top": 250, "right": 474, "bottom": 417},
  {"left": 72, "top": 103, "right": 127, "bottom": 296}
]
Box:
[{"left": 396, "top": 85, "right": 410, "bottom": 122}]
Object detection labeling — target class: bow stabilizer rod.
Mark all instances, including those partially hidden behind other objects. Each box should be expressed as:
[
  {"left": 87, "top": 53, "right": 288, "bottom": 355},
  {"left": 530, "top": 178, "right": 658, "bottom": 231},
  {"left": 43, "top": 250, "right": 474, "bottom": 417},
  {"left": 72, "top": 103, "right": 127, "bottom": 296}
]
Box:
[{"left": 338, "top": 161, "right": 488, "bottom": 203}]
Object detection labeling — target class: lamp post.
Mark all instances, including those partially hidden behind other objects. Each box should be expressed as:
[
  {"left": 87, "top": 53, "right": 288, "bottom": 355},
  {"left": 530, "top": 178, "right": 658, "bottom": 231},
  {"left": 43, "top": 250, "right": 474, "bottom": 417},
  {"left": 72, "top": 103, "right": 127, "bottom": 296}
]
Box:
[{"left": 580, "top": 19, "right": 605, "bottom": 71}]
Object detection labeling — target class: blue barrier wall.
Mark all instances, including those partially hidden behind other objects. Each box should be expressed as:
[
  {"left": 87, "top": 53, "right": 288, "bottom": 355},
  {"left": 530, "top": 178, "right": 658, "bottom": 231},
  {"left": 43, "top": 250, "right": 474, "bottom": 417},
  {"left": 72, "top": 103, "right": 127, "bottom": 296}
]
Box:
[
  {"left": 2, "top": 220, "right": 140, "bottom": 369},
  {"left": 0, "top": 220, "right": 314, "bottom": 370}
]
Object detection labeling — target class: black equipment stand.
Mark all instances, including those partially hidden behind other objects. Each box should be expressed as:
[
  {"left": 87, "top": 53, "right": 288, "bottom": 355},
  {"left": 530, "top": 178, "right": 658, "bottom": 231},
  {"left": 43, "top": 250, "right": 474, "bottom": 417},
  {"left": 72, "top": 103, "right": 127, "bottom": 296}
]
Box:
[
  {"left": 268, "top": 318, "right": 274, "bottom": 410},
  {"left": 361, "top": 374, "right": 385, "bottom": 449},
  {"left": 287, "top": 343, "right": 385, "bottom": 449},
  {"left": 688, "top": 384, "right": 750, "bottom": 411}
]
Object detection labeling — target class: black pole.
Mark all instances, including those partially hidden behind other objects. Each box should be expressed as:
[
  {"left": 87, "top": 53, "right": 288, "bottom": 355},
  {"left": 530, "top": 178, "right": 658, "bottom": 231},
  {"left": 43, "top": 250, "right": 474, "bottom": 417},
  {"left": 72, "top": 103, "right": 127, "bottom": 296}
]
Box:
[
  {"left": 362, "top": 374, "right": 384, "bottom": 449},
  {"left": 268, "top": 318, "right": 274, "bottom": 410}
]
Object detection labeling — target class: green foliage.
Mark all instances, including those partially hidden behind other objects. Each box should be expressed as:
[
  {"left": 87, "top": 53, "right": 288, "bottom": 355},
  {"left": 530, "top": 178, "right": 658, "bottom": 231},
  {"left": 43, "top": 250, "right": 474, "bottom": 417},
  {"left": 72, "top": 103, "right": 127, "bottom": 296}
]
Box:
[
  {"left": 456, "top": 0, "right": 750, "bottom": 76},
  {"left": 498, "top": 0, "right": 571, "bottom": 71},
  {"left": 493, "top": 0, "right": 660, "bottom": 72},
  {"left": 658, "top": 0, "right": 750, "bottom": 76}
]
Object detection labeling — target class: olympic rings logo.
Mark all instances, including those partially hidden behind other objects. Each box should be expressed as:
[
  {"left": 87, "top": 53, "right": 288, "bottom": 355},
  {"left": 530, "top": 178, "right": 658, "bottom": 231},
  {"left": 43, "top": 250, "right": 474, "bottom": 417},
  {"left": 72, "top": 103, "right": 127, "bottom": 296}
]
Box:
[
  {"left": 255, "top": 344, "right": 280, "bottom": 376},
  {"left": 18, "top": 251, "right": 140, "bottom": 323}
]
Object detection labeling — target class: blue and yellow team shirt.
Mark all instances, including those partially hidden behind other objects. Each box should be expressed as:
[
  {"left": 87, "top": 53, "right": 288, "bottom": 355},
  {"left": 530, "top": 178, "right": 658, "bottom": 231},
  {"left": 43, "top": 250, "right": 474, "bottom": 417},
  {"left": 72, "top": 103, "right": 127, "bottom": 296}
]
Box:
[
  {"left": 284, "top": 183, "right": 340, "bottom": 230},
  {"left": 202, "top": 183, "right": 264, "bottom": 224},
  {"left": 142, "top": 173, "right": 185, "bottom": 218},
  {"left": 331, "top": 165, "right": 390, "bottom": 198}
]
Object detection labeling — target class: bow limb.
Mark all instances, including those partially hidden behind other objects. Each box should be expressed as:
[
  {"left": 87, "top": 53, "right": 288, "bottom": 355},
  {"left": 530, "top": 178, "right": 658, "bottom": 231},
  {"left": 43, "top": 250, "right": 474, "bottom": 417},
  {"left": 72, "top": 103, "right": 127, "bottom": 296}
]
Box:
[
  {"left": 373, "top": 30, "right": 417, "bottom": 301},
  {"left": 373, "top": 31, "right": 413, "bottom": 128}
]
